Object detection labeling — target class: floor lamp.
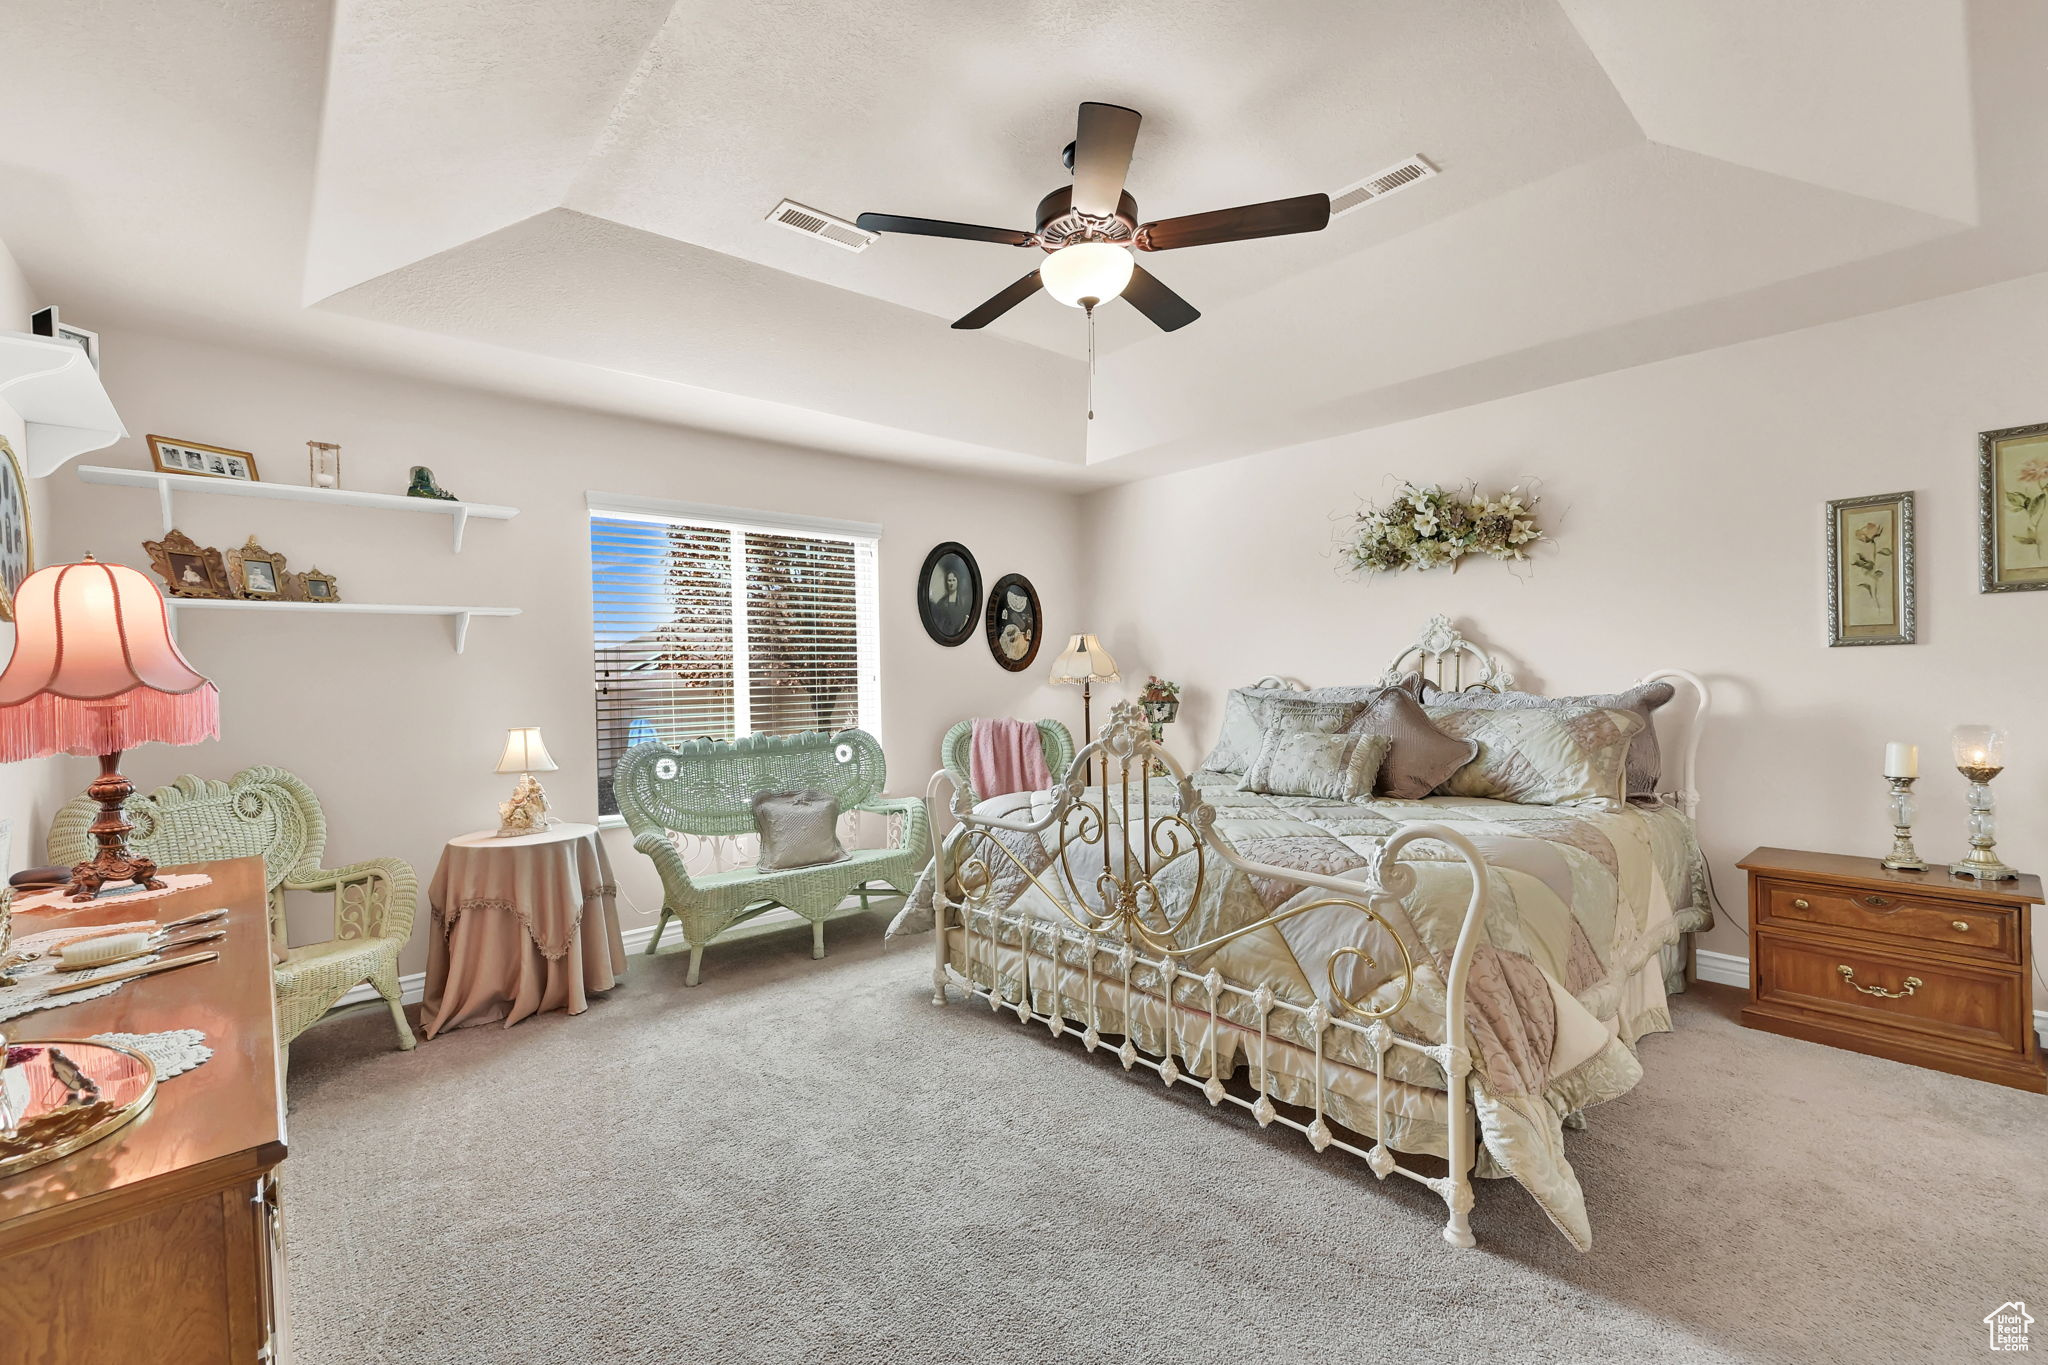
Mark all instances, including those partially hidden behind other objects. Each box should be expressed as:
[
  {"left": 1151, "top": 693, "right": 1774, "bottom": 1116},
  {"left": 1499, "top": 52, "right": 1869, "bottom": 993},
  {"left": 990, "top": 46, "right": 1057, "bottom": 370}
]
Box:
[
  {"left": 0, "top": 558, "right": 220, "bottom": 899},
  {"left": 1051, "top": 633, "right": 1118, "bottom": 782}
]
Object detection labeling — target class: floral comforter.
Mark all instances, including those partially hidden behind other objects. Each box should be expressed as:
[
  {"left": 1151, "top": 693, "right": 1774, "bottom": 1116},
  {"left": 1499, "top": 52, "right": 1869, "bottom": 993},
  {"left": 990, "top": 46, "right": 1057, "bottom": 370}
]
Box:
[{"left": 890, "top": 772, "right": 1711, "bottom": 1250}]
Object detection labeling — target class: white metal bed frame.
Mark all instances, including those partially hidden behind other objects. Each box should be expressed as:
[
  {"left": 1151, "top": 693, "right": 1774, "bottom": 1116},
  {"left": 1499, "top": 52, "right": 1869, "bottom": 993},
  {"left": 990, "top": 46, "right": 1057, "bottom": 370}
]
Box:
[{"left": 924, "top": 618, "right": 1707, "bottom": 1248}]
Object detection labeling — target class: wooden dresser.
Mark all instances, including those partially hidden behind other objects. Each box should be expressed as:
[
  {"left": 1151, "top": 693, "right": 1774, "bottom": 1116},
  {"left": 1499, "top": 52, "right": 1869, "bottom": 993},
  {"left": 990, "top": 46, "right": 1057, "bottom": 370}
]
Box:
[
  {"left": 0, "top": 857, "right": 289, "bottom": 1363},
  {"left": 1738, "top": 846, "right": 2046, "bottom": 1092}
]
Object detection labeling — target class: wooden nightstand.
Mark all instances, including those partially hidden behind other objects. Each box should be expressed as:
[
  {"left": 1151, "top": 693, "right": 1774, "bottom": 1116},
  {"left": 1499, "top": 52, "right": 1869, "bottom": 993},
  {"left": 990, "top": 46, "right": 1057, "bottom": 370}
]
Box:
[{"left": 1738, "top": 847, "right": 2046, "bottom": 1092}]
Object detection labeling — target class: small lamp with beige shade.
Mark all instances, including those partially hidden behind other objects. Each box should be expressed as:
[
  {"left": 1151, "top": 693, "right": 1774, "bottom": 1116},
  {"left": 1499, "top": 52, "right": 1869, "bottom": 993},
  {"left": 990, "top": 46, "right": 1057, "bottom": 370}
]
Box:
[
  {"left": 495, "top": 726, "right": 559, "bottom": 837},
  {"left": 1049, "top": 633, "right": 1118, "bottom": 745}
]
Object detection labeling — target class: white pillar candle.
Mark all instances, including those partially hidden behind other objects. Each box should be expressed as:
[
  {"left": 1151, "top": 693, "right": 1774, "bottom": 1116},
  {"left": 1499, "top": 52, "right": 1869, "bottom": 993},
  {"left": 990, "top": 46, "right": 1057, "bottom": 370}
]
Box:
[{"left": 1884, "top": 741, "right": 1918, "bottom": 778}]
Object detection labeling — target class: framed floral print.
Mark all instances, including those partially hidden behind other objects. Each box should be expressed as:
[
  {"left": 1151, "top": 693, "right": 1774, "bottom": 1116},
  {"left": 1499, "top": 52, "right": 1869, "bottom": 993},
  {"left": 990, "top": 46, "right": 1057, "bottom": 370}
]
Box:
[
  {"left": 983, "top": 572, "right": 1042, "bottom": 672},
  {"left": 1978, "top": 421, "right": 2048, "bottom": 592},
  {"left": 1825, "top": 491, "right": 1915, "bottom": 647}
]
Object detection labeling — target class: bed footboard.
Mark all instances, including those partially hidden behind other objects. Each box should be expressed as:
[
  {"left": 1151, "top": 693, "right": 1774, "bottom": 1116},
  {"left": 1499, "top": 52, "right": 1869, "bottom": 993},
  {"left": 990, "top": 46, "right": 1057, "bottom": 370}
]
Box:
[{"left": 926, "top": 701, "right": 1494, "bottom": 1249}]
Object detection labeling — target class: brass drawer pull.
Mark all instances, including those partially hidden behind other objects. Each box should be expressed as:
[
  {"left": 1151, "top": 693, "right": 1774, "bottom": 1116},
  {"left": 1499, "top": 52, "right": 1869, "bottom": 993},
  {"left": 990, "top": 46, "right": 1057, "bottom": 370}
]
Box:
[
  {"left": 1857, "top": 893, "right": 1893, "bottom": 909},
  {"left": 1837, "top": 964, "right": 1921, "bottom": 999},
  {"left": 1791, "top": 898, "right": 1810, "bottom": 909},
  {"left": 1952, "top": 920, "right": 1971, "bottom": 932}
]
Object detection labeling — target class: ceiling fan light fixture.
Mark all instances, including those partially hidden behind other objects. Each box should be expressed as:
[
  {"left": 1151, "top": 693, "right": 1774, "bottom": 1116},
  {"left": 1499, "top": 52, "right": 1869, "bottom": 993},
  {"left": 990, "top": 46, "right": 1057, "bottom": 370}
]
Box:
[{"left": 1040, "top": 241, "right": 1134, "bottom": 308}]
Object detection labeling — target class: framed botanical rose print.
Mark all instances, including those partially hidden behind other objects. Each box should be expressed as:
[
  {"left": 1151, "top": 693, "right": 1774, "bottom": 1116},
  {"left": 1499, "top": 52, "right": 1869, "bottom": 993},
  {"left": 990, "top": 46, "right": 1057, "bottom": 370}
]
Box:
[
  {"left": 1826, "top": 491, "right": 1915, "bottom": 647},
  {"left": 1979, "top": 421, "right": 2048, "bottom": 592}
]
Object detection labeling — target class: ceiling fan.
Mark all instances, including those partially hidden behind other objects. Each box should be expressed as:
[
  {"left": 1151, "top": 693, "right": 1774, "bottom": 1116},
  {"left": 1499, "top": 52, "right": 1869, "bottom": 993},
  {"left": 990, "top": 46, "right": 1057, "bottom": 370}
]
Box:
[{"left": 858, "top": 102, "right": 1332, "bottom": 334}]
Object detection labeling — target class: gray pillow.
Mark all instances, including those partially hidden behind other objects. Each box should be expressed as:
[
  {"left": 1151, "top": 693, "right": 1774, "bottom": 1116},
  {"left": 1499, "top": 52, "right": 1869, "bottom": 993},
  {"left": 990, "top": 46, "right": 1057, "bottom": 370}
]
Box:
[
  {"left": 1343, "top": 688, "right": 1480, "bottom": 799},
  {"left": 1239, "top": 730, "right": 1392, "bottom": 802},
  {"left": 1419, "top": 680, "right": 1675, "bottom": 800},
  {"left": 1200, "top": 693, "right": 1361, "bottom": 775},
  {"left": 752, "top": 788, "right": 849, "bottom": 870}
]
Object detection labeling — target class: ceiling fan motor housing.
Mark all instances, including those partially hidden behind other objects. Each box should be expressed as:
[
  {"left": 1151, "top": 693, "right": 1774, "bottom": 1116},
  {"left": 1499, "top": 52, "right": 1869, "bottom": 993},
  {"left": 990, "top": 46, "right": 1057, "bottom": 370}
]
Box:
[{"left": 1034, "top": 187, "right": 1137, "bottom": 250}]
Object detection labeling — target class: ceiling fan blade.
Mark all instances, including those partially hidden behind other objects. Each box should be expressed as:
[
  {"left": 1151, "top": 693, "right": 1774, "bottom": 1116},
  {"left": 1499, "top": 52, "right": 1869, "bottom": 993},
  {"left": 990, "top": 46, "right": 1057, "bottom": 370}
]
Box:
[
  {"left": 856, "top": 213, "right": 1035, "bottom": 247},
  {"left": 952, "top": 269, "right": 1045, "bottom": 329},
  {"left": 1071, "top": 102, "right": 1141, "bottom": 218},
  {"left": 1135, "top": 192, "right": 1332, "bottom": 252},
  {"left": 1122, "top": 263, "right": 1200, "bottom": 332}
]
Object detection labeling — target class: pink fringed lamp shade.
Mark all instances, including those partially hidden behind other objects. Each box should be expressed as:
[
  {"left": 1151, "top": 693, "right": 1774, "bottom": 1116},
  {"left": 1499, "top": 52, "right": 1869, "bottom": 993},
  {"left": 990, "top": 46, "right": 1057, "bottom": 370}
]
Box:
[{"left": 0, "top": 559, "right": 219, "bottom": 762}]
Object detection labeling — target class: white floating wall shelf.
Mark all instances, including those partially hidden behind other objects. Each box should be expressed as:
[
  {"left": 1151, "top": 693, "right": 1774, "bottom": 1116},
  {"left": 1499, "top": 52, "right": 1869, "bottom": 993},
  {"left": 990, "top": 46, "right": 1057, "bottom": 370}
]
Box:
[
  {"left": 75, "top": 465, "right": 519, "bottom": 552},
  {"left": 162, "top": 599, "right": 520, "bottom": 655},
  {"left": 0, "top": 332, "right": 128, "bottom": 476}
]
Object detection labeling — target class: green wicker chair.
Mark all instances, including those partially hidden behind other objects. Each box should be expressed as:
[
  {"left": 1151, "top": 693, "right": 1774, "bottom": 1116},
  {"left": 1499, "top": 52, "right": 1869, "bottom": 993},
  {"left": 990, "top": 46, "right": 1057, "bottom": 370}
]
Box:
[
  {"left": 940, "top": 718, "right": 1076, "bottom": 806},
  {"left": 614, "top": 728, "right": 929, "bottom": 986},
  {"left": 48, "top": 767, "right": 417, "bottom": 1054}
]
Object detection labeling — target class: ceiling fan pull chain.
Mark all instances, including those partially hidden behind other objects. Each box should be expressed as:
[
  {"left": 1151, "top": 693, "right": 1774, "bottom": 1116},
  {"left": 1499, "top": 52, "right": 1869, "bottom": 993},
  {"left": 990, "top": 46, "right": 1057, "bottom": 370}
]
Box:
[{"left": 1086, "top": 303, "right": 1096, "bottom": 421}]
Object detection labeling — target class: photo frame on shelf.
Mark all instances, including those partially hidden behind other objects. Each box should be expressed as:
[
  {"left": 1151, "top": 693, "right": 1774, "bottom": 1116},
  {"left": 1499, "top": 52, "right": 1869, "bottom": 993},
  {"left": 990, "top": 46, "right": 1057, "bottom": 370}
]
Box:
[
  {"left": 917, "top": 541, "right": 980, "bottom": 647},
  {"left": 0, "top": 435, "right": 33, "bottom": 624},
  {"left": 984, "top": 572, "right": 1042, "bottom": 671},
  {"left": 147, "top": 435, "right": 260, "bottom": 483},
  {"left": 226, "top": 535, "right": 288, "bottom": 601},
  {"left": 1825, "top": 490, "right": 1915, "bottom": 647},
  {"left": 143, "top": 530, "right": 235, "bottom": 600},
  {"left": 294, "top": 567, "right": 340, "bottom": 603},
  {"left": 1978, "top": 421, "right": 2048, "bottom": 593}
]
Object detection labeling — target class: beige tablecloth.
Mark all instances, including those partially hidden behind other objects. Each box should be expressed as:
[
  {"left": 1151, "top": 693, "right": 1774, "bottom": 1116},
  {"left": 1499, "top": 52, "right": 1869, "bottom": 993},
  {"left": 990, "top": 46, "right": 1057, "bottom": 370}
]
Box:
[{"left": 421, "top": 824, "right": 625, "bottom": 1038}]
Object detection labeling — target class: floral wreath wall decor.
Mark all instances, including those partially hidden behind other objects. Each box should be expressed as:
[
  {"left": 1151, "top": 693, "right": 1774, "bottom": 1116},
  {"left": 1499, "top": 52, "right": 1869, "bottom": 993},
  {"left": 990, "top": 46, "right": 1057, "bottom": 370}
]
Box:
[{"left": 1341, "top": 481, "right": 1546, "bottom": 578}]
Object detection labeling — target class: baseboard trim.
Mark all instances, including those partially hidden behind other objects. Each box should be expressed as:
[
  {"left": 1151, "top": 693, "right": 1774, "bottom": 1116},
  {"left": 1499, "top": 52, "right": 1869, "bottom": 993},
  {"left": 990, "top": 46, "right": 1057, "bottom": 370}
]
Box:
[{"left": 1687, "top": 945, "right": 2048, "bottom": 1036}]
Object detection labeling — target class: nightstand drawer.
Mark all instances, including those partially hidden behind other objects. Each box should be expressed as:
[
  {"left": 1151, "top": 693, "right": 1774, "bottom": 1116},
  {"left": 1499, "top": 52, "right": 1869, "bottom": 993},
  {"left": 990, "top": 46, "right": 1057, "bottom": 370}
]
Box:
[
  {"left": 1760, "top": 879, "right": 2017, "bottom": 963},
  {"left": 1754, "top": 933, "right": 2027, "bottom": 1054}
]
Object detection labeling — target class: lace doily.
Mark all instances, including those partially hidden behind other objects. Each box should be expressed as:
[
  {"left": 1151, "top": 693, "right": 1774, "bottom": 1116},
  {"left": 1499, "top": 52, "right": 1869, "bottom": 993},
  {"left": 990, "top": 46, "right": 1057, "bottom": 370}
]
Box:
[
  {"left": 0, "top": 950, "right": 165, "bottom": 1025},
  {"left": 9, "top": 872, "right": 215, "bottom": 916},
  {"left": 87, "top": 1029, "right": 212, "bottom": 1080}
]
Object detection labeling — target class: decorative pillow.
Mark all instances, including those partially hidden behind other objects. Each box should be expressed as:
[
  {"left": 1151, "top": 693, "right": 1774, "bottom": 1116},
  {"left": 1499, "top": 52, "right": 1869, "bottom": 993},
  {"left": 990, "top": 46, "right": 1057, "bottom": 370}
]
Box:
[
  {"left": 1341, "top": 688, "right": 1480, "bottom": 799},
  {"left": 1200, "top": 692, "right": 1360, "bottom": 775},
  {"left": 751, "top": 788, "right": 849, "bottom": 870},
  {"left": 1424, "top": 706, "right": 1646, "bottom": 807},
  {"left": 1420, "top": 680, "right": 1675, "bottom": 800},
  {"left": 1239, "top": 730, "right": 1392, "bottom": 802}
]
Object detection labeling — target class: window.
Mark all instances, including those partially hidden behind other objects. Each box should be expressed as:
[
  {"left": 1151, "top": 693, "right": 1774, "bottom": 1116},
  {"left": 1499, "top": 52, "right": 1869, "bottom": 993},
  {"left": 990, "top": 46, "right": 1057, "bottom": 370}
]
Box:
[{"left": 590, "top": 497, "right": 880, "bottom": 817}]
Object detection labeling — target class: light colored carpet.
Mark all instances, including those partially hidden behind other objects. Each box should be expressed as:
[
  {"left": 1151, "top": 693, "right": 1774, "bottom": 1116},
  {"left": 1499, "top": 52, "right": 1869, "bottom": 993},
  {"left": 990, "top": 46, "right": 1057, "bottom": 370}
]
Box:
[{"left": 283, "top": 910, "right": 2046, "bottom": 1364}]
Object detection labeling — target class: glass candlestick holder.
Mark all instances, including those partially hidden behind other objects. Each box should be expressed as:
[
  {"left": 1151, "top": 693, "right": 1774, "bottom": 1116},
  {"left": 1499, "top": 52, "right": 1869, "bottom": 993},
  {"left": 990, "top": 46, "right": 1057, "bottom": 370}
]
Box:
[
  {"left": 1880, "top": 775, "right": 1925, "bottom": 871},
  {"left": 1951, "top": 724, "right": 2017, "bottom": 881}
]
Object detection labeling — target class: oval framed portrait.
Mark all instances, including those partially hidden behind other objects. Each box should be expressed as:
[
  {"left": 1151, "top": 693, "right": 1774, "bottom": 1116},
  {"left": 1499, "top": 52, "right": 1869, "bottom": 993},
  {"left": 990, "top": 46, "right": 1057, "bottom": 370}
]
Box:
[
  {"left": 917, "top": 541, "right": 981, "bottom": 647},
  {"left": 0, "top": 436, "right": 32, "bottom": 624},
  {"left": 984, "top": 572, "right": 1042, "bottom": 672}
]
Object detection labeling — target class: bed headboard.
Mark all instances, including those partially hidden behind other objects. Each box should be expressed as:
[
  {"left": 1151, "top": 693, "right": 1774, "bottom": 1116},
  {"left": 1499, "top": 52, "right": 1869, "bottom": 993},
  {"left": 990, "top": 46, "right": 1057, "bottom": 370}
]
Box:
[
  {"left": 1254, "top": 615, "right": 1708, "bottom": 818},
  {"left": 1379, "top": 615, "right": 1516, "bottom": 693}
]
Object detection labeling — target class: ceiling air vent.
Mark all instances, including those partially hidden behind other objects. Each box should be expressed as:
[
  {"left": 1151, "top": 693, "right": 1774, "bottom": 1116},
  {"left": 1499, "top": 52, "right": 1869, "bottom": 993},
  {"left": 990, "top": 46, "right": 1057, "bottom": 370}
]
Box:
[
  {"left": 765, "top": 199, "right": 876, "bottom": 252},
  {"left": 1329, "top": 156, "right": 1438, "bottom": 218}
]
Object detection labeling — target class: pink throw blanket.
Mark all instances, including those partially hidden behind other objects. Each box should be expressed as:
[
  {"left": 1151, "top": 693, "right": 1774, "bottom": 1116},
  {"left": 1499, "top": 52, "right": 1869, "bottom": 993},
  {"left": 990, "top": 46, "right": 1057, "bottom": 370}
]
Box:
[{"left": 970, "top": 718, "right": 1051, "bottom": 799}]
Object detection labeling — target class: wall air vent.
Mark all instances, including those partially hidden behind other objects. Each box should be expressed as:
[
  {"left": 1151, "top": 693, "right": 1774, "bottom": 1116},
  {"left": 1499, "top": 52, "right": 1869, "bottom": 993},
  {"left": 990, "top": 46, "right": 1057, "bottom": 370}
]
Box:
[
  {"left": 765, "top": 200, "right": 877, "bottom": 252},
  {"left": 1329, "top": 156, "right": 1438, "bottom": 218}
]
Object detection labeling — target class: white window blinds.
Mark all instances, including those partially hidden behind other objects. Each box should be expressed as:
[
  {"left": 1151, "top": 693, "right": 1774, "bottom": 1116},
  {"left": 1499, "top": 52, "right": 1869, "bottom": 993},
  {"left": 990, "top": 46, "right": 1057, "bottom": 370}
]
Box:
[{"left": 590, "top": 501, "right": 880, "bottom": 817}]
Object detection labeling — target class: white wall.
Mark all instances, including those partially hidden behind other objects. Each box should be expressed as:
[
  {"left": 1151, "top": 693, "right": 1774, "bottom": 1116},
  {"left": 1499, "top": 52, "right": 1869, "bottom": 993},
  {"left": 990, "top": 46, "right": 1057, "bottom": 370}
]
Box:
[
  {"left": 40, "top": 328, "right": 1087, "bottom": 970},
  {"left": 1084, "top": 269, "right": 2048, "bottom": 1008},
  {"left": 0, "top": 236, "right": 69, "bottom": 875}
]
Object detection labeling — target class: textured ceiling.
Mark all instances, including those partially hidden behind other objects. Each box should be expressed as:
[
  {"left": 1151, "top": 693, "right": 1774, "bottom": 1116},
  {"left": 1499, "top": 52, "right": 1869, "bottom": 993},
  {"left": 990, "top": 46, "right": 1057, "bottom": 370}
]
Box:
[{"left": 2, "top": 0, "right": 2041, "bottom": 485}]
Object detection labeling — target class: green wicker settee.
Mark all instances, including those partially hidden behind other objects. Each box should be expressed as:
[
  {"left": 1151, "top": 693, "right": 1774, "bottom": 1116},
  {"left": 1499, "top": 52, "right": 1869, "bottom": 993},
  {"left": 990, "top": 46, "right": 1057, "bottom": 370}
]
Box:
[
  {"left": 614, "top": 729, "right": 929, "bottom": 985},
  {"left": 48, "top": 767, "right": 416, "bottom": 1055}
]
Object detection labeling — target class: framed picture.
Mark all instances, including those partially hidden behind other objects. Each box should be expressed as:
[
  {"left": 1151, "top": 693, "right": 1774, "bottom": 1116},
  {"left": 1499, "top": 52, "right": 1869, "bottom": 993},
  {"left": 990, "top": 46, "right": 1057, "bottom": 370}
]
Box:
[
  {"left": 147, "top": 435, "right": 260, "bottom": 483},
  {"left": 0, "top": 436, "right": 32, "bottom": 625},
  {"left": 30, "top": 307, "right": 98, "bottom": 371},
  {"left": 1978, "top": 421, "right": 2048, "bottom": 592},
  {"left": 1825, "top": 491, "right": 1915, "bottom": 647},
  {"left": 984, "top": 572, "right": 1043, "bottom": 672},
  {"left": 226, "top": 535, "right": 288, "bottom": 600},
  {"left": 144, "top": 530, "right": 235, "bottom": 600},
  {"left": 295, "top": 568, "right": 340, "bottom": 603},
  {"left": 917, "top": 541, "right": 980, "bottom": 647}
]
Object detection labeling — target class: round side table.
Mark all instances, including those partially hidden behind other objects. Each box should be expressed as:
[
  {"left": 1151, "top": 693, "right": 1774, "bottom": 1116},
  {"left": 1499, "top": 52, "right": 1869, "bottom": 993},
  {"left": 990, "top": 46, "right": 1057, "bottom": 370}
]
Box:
[{"left": 420, "top": 823, "right": 625, "bottom": 1038}]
